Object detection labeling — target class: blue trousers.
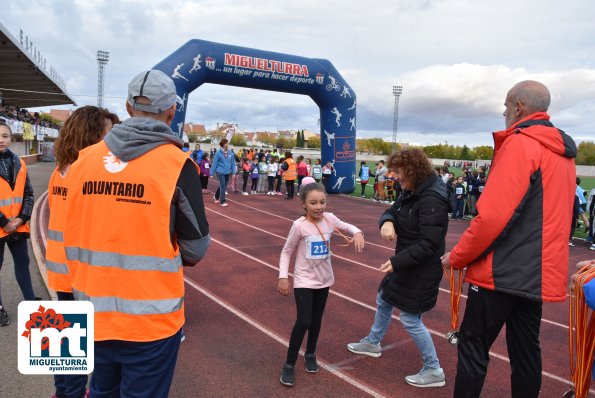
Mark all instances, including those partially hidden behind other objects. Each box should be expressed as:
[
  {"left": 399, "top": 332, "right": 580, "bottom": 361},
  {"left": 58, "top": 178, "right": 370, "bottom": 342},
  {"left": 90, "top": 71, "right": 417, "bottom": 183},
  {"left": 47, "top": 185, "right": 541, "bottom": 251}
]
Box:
[
  {"left": 0, "top": 237, "right": 35, "bottom": 306},
  {"left": 214, "top": 173, "right": 230, "bottom": 204},
  {"left": 54, "top": 291, "right": 89, "bottom": 398},
  {"left": 366, "top": 292, "right": 440, "bottom": 371},
  {"left": 91, "top": 329, "right": 182, "bottom": 398}
]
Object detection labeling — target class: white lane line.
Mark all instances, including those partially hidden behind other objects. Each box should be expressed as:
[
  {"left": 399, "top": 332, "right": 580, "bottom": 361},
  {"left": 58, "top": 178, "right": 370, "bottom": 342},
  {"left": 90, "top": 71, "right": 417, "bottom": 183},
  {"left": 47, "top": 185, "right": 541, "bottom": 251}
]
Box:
[
  {"left": 183, "top": 275, "right": 387, "bottom": 398},
  {"left": 207, "top": 236, "right": 583, "bottom": 391},
  {"left": 207, "top": 206, "right": 570, "bottom": 330}
]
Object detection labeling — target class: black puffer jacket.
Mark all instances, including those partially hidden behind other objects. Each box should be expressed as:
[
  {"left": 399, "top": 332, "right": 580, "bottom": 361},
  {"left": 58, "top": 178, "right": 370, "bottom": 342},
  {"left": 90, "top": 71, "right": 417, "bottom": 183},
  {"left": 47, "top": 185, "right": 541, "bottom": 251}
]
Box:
[
  {"left": 0, "top": 150, "right": 34, "bottom": 237},
  {"left": 378, "top": 173, "right": 449, "bottom": 313}
]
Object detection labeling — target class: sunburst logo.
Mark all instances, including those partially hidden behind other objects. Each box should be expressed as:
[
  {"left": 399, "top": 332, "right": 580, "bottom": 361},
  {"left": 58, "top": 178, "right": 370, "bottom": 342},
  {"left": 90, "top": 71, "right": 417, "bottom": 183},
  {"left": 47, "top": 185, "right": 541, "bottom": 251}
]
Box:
[{"left": 102, "top": 152, "right": 128, "bottom": 173}]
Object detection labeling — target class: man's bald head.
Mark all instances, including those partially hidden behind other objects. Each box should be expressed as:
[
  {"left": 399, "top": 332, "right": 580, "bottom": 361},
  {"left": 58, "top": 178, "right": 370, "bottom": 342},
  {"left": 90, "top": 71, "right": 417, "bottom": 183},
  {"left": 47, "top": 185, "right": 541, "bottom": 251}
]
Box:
[{"left": 504, "top": 80, "right": 551, "bottom": 128}]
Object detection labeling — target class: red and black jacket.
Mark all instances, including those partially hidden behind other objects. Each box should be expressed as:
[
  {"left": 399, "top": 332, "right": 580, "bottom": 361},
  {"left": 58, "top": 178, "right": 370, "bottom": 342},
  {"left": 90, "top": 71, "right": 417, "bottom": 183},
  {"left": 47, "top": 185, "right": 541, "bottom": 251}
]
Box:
[{"left": 450, "top": 112, "right": 577, "bottom": 302}]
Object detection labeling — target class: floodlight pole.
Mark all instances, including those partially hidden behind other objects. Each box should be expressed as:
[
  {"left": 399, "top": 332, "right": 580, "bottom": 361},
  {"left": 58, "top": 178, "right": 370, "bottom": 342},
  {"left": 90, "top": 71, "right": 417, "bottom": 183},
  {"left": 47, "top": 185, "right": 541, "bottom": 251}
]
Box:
[
  {"left": 97, "top": 50, "right": 109, "bottom": 108},
  {"left": 392, "top": 85, "right": 403, "bottom": 154}
]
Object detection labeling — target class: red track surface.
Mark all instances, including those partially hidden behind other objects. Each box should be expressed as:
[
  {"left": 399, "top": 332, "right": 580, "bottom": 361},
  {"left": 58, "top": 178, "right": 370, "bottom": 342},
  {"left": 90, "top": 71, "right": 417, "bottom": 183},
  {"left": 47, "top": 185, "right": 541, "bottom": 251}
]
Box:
[{"left": 166, "top": 181, "right": 595, "bottom": 398}]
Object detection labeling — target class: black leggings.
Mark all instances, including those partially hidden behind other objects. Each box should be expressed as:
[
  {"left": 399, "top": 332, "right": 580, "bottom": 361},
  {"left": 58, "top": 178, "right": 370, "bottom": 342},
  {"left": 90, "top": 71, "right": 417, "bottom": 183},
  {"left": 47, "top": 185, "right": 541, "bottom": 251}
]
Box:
[
  {"left": 251, "top": 178, "right": 258, "bottom": 191},
  {"left": 286, "top": 287, "right": 329, "bottom": 364},
  {"left": 200, "top": 175, "right": 208, "bottom": 190},
  {"left": 242, "top": 173, "right": 249, "bottom": 192},
  {"left": 267, "top": 176, "right": 275, "bottom": 192},
  {"left": 285, "top": 180, "right": 295, "bottom": 199}
]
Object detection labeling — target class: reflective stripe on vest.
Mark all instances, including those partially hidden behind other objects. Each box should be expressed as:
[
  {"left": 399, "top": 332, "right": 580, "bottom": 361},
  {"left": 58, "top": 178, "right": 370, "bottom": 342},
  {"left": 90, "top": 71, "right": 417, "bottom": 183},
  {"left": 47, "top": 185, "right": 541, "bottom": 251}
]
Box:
[
  {"left": 72, "top": 288, "right": 184, "bottom": 315},
  {"left": 48, "top": 229, "right": 63, "bottom": 242},
  {"left": 65, "top": 247, "right": 182, "bottom": 273},
  {"left": 46, "top": 260, "right": 69, "bottom": 274},
  {"left": 0, "top": 197, "right": 22, "bottom": 206}
]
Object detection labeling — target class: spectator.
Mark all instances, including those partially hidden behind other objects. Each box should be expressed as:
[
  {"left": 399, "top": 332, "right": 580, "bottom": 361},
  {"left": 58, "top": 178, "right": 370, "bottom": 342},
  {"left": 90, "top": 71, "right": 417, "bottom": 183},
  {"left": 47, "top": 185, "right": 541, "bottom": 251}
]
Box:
[
  {"left": 191, "top": 143, "right": 203, "bottom": 163},
  {"left": 63, "top": 70, "right": 210, "bottom": 398},
  {"left": 321, "top": 161, "right": 333, "bottom": 188},
  {"left": 211, "top": 138, "right": 237, "bottom": 207},
  {"left": 451, "top": 176, "right": 467, "bottom": 220},
  {"left": 441, "top": 80, "right": 577, "bottom": 397},
  {"left": 358, "top": 161, "right": 370, "bottom": 198},
  {"left": 576, "top": 177, "right": 590, "bottom": 232},
  {"left": 311, "top": 159, "right": 322, "bottom": 183},
  {"left": 198, "top": 153, "right": 210, "bottom": 193},
  {"left": 375, "top": 160, "right": 388, "bottom": 203},
  {"left": 281, "top": 151, "right": 297, "bottom": 200},
  {"left": 0, "top": 121, "right": 38, "bottom": 328},
  {"left": 296, "top": 155, "right": 308, "bottom": 192},
  {"left": 467, "top": 171, "right": 480, "bottom": 217},
  {"left": 347, "top": 148, "right": 449, "bottom": 388}
]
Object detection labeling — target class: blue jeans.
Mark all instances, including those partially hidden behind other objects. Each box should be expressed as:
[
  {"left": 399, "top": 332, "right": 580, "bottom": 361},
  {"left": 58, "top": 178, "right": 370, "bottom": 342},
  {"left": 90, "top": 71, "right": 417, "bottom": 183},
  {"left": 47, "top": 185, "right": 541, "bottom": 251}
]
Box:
[
  {"left": 215, "top": 173, "right": 230, "bottom": 204},
  {"left": 366, "top": 291, "right": 440, "bottom": 370}
]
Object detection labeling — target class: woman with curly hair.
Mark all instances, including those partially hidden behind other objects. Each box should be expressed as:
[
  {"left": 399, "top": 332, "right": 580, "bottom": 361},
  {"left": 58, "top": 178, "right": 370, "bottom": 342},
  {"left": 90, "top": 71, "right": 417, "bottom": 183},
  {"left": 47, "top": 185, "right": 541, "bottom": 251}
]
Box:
[
  {"left": 347, "top": 148, "right": 450, "bottom": 388},
  {"left": 46, "top": 105, "right": 119, "bottom": 398}
]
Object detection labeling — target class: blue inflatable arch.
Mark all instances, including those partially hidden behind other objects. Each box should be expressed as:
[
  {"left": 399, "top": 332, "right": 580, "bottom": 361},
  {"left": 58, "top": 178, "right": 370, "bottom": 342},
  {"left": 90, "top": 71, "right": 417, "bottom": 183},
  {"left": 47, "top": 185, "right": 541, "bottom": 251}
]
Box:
[{"left": 153, "top": 39, "right": 356, "bottom": 194}]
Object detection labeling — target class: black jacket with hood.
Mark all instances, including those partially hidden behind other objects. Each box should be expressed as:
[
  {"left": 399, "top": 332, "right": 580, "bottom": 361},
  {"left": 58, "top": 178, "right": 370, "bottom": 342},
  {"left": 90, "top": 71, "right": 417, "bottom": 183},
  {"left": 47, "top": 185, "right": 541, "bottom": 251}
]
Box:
[{"left": 378, "top": 173, "right": 449, "bottom": 313}]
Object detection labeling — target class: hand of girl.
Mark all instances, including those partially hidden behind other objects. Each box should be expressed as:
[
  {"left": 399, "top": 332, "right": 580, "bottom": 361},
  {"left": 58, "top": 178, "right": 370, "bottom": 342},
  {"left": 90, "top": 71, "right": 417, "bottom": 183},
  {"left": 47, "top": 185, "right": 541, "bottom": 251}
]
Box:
[
  {"left": 380, "top": 222, "right": 396, "bottom": 241},
  {"left": 278, "top": 278, "right": 290, "bottom": 296},
  {"left": 379, "top": 260, "right": 393, "bottom": 273},
  {"left": 352, "top": 232, "right": 365, "bottom": 253}
]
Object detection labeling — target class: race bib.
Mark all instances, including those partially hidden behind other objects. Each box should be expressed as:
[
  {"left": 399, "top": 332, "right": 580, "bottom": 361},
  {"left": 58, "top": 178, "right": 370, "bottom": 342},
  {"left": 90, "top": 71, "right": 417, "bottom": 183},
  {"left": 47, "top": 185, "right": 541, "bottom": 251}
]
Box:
[
  {"left": 305, "top": 235, "right": 331, "bottom": 260},
  {"left": 204, "top": 163, "right": 210, "bottom": 169},
  {"left": 455, "top": 187, "right": 463, "bottom": 195},
  {"left": 479, "top": 185, "right": 485, "bottom": 192}
]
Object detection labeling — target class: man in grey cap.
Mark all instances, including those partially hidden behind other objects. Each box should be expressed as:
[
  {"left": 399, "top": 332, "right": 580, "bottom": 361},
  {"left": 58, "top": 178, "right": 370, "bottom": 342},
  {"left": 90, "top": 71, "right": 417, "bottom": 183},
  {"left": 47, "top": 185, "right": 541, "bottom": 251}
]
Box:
[{"left": 64, "top": 70, "right": 210, "bottom": 398}]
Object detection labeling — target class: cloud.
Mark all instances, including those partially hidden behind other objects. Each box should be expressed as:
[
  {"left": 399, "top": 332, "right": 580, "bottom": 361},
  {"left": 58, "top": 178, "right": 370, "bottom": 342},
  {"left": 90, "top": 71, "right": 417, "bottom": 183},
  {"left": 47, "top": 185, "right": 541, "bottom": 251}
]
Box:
[{"left": 3, "top": 0, "right": 595, "bottom": 145}]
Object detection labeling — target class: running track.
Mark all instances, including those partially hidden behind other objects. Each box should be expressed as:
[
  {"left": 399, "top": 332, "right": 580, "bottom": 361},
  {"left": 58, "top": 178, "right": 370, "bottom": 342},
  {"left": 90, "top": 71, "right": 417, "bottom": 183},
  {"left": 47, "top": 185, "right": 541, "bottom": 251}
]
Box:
[{"left": 34, "top": 180, "right": 595, "bottom": 397}]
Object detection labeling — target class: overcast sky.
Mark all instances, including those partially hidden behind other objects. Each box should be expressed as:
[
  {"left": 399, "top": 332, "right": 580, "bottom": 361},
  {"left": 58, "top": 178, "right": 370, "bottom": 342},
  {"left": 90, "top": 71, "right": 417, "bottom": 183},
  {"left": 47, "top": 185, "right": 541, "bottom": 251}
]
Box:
[{"left": 3, "top": 0, "right": 595, "bottom": 147}]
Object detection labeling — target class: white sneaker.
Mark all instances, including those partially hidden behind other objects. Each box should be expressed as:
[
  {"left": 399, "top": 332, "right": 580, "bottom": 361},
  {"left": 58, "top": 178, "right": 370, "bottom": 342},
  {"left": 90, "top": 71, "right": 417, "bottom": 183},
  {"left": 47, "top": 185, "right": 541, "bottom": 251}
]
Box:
[
  {"left": 220, "top": 202, "right": 229, "bottom": 207},
  {"left": 590, "top": 244, "right": 595, "bottom": 251},
  {"left": 242, "top": 192, "right": 249, "bottom": 196}
]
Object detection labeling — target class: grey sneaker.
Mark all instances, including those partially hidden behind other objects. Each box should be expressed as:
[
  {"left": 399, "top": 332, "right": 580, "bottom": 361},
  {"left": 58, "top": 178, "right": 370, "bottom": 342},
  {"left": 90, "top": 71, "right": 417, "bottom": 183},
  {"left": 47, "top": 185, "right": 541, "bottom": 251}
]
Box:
[
  {"left": 304, "top": 353, "right": 319, "bottom": 373},
  {"left": 405, "top": 367, "right": 446, "bottom": 388},
  {"left": 346, "top": 338, "right": 381, "bottom": 358},
  {"left": 280, "top": 363, "right": 295, "bottom": 387}
]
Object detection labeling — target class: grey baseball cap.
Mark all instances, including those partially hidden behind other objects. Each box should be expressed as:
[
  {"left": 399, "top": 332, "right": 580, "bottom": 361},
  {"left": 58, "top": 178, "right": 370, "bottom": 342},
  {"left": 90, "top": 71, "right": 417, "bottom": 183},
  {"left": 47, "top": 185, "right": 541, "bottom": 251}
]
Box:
[{"left": 127, "top": 70, "right": 177, "bottom": 113}]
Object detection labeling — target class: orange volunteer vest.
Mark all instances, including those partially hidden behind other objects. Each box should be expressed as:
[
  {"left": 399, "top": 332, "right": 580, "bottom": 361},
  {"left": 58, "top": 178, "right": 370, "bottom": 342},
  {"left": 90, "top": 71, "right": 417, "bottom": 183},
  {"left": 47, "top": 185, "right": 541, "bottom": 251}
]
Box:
[
  {"left": 283, "top": 158, "right": 297, "bottom": 181},
  {"left": 64, "top": 141, "right": 192, "bottom": 342},
  {"left": 46, "top": 168, "right": 72, "bottom": 292},
  {"left": 0, "top": 157, "right": 30, "bottom": 239}
]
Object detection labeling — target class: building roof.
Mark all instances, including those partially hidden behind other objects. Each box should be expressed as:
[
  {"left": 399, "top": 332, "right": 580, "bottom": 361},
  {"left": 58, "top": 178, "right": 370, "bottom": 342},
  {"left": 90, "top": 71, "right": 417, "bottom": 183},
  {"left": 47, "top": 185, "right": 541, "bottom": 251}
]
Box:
[
  {"left": 184, "top": 123, "right": 207, "bottom": 135},
  {"left": 48, "top": 109, "right": 73, "bottom": 122},
  {"left": 0, "top": 21, "right": 75, "bottom": 108}
]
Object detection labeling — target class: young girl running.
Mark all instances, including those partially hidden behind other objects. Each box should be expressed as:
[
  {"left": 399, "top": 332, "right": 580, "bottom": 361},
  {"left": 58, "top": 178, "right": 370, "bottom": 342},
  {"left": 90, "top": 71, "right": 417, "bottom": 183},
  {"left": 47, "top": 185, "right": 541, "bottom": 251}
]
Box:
[{"left": 277, "top": 180, "right": 365, "bottom": 387}]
